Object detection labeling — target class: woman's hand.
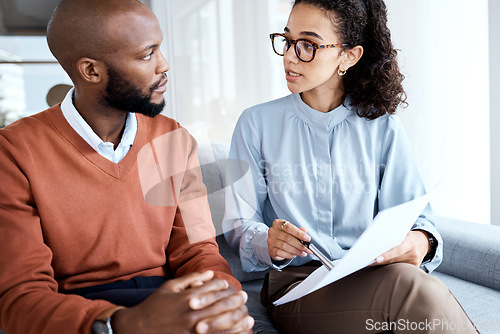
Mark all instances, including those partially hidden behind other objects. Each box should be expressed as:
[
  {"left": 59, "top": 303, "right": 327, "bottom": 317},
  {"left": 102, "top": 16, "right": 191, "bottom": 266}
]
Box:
[
  {"left": 267, "top": 219, "right": 312, "bottom": 261},
  {"left": 374, "top": 230, "right": 431, "bottom": 267}
]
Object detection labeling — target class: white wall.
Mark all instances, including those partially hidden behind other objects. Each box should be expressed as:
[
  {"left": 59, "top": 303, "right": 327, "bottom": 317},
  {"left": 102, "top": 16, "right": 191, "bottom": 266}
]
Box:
[
  {"left": 490, "top": 0, "right": 500, "bottom": 226},
  {"left": 159, "top": 0, "right": 291, "bottom": 143},
  {"left": 156, "top": 0, "right": 493, "bottom": 225},
  {"left": 386, "top": 0, "right": 490, "bottom": 224}
]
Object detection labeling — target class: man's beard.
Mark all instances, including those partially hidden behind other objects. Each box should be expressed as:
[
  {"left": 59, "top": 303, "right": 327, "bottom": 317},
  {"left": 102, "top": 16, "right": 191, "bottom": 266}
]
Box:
[{"left": 103, "top": 65, "right": 166, "bottom": 118}]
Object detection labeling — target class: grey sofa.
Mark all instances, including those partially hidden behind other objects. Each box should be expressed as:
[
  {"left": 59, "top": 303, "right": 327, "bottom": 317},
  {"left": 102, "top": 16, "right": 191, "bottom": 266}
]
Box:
[{"left": 198, "top": 142, "right": 500, "bottom": 334}]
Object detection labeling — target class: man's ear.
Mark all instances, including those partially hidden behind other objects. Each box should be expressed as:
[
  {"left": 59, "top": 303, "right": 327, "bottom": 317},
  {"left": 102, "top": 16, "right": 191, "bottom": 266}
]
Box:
[
  {"left": 340, "top": 45, "right": 364, "bottom": 71},
  {"left": 76, "top": 58, "right": 105, "bottom": 84}
]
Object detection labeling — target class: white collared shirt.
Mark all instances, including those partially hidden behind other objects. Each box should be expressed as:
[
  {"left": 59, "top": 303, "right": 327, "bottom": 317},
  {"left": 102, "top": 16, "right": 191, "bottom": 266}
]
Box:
[{"left": 60, "top": 88, "right": 137, "bottom": 163}]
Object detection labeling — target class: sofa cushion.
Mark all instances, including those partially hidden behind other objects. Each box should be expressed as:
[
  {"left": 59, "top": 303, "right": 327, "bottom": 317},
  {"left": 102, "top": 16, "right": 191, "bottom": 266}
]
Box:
[
  {"left": 431, "top": 272, "right": 500, "bottom": 334},
  {"left": 198, "top": 143, "right": 268, "bottom": 283},
  {"left": 435, "top": 217, "right": 500, "bottom": 291}
]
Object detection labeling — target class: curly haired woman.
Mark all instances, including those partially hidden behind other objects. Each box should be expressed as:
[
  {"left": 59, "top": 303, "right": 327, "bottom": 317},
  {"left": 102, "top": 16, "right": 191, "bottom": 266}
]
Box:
[{"left": 223, "top": 0, "right": 478, "bottom": 333}]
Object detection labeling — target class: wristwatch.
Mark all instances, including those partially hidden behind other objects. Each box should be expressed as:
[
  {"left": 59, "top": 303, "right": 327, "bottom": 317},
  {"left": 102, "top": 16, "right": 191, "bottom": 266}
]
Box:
[
  {"left": 92, "top": 316, "right": 114, "bottom": 334},
  {"left": 92, "top": 306, "right": 124, "bottom": 334},
  {"left": 422, "top": 231, "right": 437, "bottom": 262}
]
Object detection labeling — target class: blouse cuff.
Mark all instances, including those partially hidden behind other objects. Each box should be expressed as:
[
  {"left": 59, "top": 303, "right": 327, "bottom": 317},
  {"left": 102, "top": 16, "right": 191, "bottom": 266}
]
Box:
[
  {"left": 250, "top": 229, "right": 293, "bottom": 271},
  {"left": 250, "top": 229, "right": 274, "bottom": 267},
  {"left": 411, "top": 218, "right": 443, "bottom": 273}
]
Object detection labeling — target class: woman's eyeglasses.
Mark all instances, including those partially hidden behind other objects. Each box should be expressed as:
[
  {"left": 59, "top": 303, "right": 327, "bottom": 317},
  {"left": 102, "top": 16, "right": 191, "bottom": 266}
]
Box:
[{"left": 270, "top": 33, "right": 348, "bottom": 63}]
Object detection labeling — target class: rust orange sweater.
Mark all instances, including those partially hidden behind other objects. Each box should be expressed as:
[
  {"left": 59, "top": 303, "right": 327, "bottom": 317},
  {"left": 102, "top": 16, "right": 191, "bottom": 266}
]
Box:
[{"left": 0, "top": 106, "right": 239, "bottom": 333}]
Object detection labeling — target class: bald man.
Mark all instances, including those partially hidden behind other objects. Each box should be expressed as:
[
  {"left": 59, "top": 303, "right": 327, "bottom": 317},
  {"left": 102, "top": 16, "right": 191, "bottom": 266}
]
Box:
[{"left": 0, "top": 1, "right": 253, "bottom": 333}]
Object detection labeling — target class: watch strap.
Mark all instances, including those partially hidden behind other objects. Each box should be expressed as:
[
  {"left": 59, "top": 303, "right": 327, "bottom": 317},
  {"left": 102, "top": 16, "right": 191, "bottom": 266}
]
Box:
[
  {"left": 92, "top": 306, "right": 125, "bottom": 334},
  {"left": 422, "top": 231, "right": 437, "bottom": 262}
]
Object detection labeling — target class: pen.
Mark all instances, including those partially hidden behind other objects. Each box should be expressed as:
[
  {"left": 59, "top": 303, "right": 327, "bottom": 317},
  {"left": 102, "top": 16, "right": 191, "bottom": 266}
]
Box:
[{"left": 300, "top": 240, "right": 335, "bottom": 271}]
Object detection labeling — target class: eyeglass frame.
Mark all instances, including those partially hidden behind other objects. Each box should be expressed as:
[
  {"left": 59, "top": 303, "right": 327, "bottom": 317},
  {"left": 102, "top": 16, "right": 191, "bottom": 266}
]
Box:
[{"left": 270, "top": 33, "right": 349, "bottom": 63}]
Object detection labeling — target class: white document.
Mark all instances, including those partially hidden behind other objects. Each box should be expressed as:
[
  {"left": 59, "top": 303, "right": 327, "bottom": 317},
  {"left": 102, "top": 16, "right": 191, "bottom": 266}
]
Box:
[{"left": 273, "top": 193, "right": 431, "bottom": 306}]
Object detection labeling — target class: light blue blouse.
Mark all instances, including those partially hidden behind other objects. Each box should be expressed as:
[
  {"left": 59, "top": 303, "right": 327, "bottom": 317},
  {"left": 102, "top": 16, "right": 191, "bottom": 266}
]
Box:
[{"left": 222, "top": 93, "right": 443, "bottom": 274}]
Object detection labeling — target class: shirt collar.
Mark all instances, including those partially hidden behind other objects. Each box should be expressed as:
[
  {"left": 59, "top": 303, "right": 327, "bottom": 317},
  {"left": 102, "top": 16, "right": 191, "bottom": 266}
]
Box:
[
  {"left": 291, "top": 93, "right": 353, "bottom": 131},
  {"left": 60, "top": 88, "right": 137, "bottom": 158}
]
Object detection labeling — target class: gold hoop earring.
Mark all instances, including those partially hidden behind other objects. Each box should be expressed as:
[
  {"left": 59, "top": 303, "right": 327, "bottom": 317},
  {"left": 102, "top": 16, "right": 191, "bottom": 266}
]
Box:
[{"left": 338, "top": 67, "right": 347, "bottom": 76}]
